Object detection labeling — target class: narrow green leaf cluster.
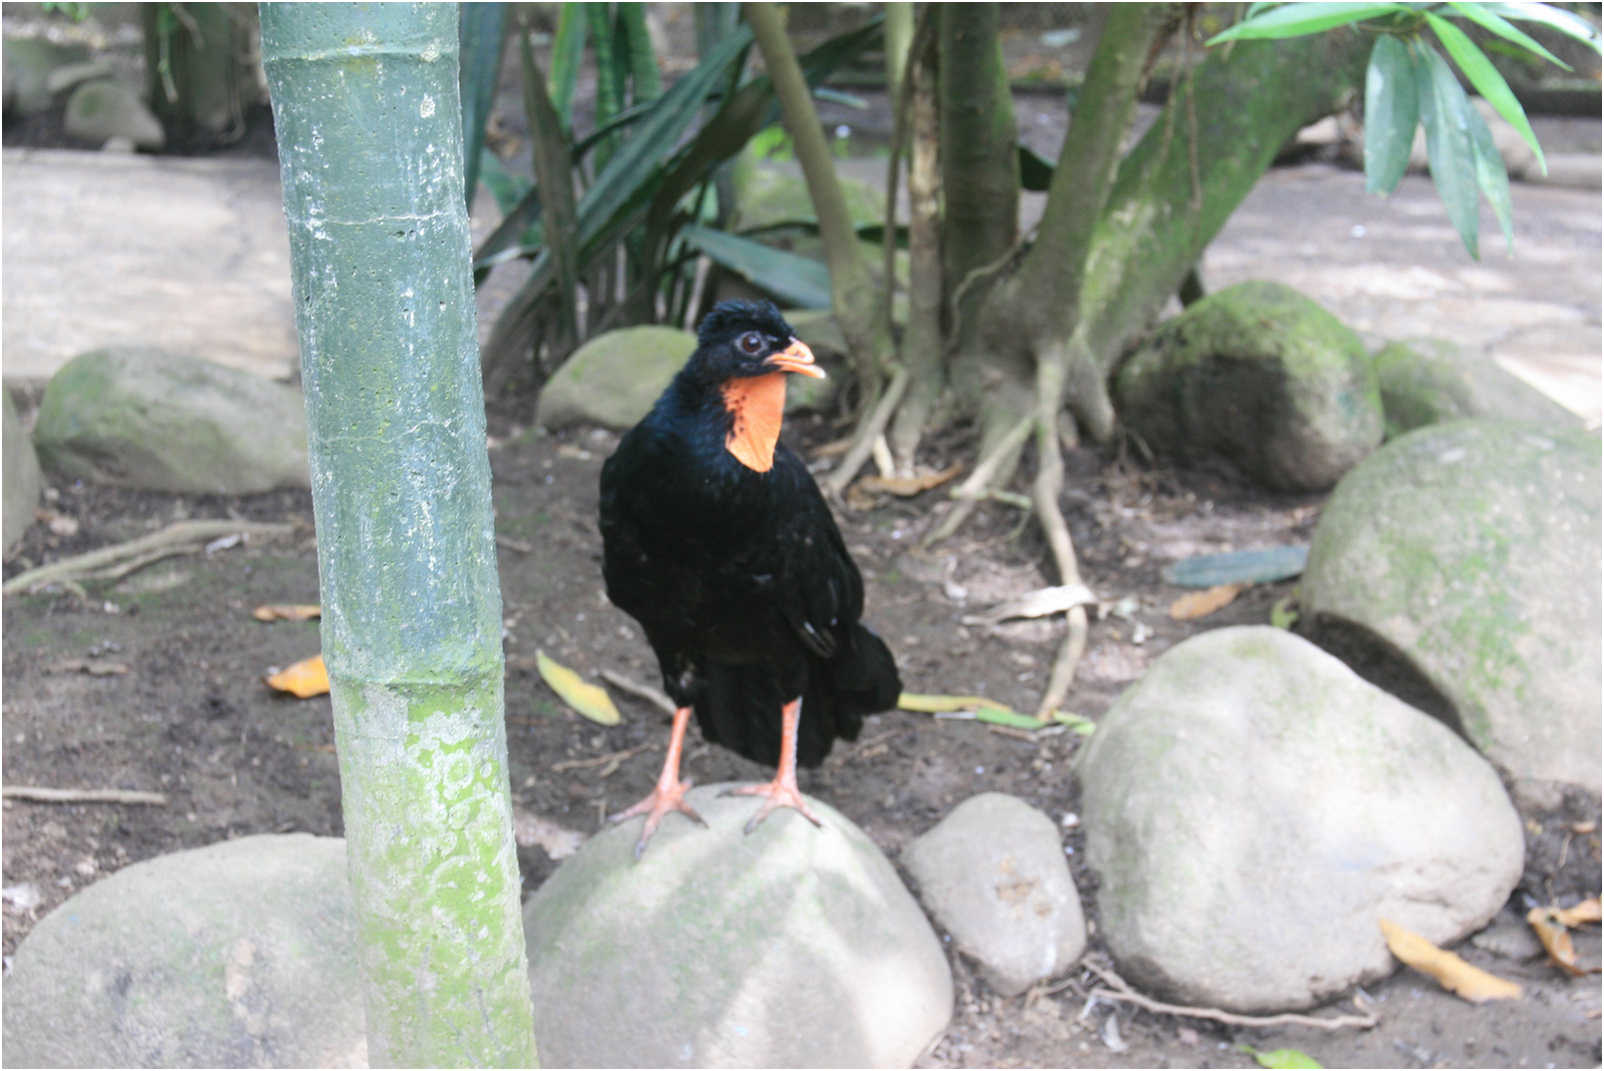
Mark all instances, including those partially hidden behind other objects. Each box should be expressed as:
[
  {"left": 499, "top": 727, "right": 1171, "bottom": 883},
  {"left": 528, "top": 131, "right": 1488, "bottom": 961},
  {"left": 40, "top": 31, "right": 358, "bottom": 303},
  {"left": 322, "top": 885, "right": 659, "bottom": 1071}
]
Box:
[
  {"left": 1208, "top": 2, "right": 1600, "bottom": 258},
  {"left": 470, "top": 5, "right": 886, "bottom": 376}
]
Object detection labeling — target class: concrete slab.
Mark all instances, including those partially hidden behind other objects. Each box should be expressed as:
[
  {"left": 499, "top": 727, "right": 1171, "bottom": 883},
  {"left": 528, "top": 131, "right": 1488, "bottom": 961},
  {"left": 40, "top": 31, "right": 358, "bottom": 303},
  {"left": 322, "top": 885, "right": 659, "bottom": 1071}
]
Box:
[
  {"left": 1204, "top": 164, "right": 1601, "bottom": 426},
  {"left": 3, "top": 148, "right": 297, "bottom": 383},
  {"left": 3, "top": 147, "right": 1597, "bottom": 427}
]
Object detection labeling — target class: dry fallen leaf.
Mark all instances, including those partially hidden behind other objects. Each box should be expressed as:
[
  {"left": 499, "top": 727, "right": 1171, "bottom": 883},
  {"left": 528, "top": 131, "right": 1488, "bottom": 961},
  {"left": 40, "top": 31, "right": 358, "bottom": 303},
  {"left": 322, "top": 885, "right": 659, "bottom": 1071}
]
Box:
[
  {"left": 1555, "top": 897, "right": 1602, "bottom": 927},
  {"left": 1527, "top": 907, "right": 1588, "bottom": 977},
  {"left": 265, "top": 654, "right": 330, "bottom": 698},
  {"left": 1379, "top": 917, "right": 1523, "bottom": 1002},
  {"left": 536, "top": 651, "right": 620, "bottom": 726},
  {"left": 1168, "top": 582, "right": 1247, "bottom": 620},
  {"left": 854, "top": 462, "right": 964, "bottom": 497},
  {"left": 961, "top": 583, "right": 1099, "bottom": 627},
  {"left": 252, "top": 603, "right": 322, "bottom": 622}
]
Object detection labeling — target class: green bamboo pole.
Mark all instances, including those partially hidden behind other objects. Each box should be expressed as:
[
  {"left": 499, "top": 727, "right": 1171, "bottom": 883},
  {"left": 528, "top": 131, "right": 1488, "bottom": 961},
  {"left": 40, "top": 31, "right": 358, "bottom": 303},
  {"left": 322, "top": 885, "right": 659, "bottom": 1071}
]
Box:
[{"left": 258, "top": 5, "right": 536, "bottom": 1066}]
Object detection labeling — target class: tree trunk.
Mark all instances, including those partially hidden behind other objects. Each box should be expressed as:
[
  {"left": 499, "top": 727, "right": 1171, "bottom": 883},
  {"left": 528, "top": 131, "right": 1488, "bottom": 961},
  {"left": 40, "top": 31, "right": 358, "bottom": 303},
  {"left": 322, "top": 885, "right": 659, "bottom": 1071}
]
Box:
[
  {"left": 1067, "top": 29, "right": 1373, "bottom": 440},
  {"left": 745, "top": 1, "right": 893, "bottom": 399},
  {"left": 144, "top": 2, "right": 250, "bottom": 147},
  {"left": 260, "top": 5, "right": 537, "bottom": 1066},
  {"left": 938, "top": 2, "right": 1018, "bottom": 310}
]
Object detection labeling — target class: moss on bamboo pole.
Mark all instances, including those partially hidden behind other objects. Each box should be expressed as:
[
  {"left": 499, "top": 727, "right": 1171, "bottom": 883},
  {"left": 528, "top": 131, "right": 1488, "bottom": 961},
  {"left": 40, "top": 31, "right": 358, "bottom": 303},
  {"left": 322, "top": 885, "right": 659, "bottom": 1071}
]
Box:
[{"left": 259, "top": 4, "right": 537, "bottom": 1065}]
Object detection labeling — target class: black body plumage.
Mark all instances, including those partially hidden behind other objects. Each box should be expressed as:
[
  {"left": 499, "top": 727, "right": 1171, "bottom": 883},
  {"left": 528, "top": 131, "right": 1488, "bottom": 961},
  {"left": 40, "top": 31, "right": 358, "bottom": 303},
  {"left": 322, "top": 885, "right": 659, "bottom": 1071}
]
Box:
[{"left": 598, "top": 301, "right": 900, "bottom": 768}]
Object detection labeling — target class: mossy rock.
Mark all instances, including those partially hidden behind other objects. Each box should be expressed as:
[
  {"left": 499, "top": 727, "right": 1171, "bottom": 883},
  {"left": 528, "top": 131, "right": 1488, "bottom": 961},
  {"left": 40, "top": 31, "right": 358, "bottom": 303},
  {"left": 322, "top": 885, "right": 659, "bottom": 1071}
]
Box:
[
  {"left": 3, "top": 835, "right": 364, "bottom": 1067},
  {"left": 33, "top": 347, "right": 307, "bottom": 493},
  {"left": 1115, "top": 280, "right": 1383, "bottom": 490},
  {"left": 525, "top": 785, "right": 952, "bottom": 1067},
  {"left": 1372, "top": 336, "right": 1581, "bottom": 439},
  {"left": 1076, "top": 626, "right": 1522, "bottom": 1013},
  {"left": 1302, "top": 418, "right": 1602, "bottom": 801}
]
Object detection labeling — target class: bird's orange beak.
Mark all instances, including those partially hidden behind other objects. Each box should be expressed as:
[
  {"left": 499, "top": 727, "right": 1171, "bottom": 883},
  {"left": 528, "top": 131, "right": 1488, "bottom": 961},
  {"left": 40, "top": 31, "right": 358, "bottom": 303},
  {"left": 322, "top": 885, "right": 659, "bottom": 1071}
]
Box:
[{"left": 763, "top": 338, "right": 826, "bottom": 379}]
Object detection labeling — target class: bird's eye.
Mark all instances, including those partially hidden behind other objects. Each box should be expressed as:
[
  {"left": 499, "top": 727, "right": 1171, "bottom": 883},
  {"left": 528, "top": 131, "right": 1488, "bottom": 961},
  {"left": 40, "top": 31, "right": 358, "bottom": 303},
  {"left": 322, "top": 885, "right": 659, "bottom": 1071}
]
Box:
[{"left": 737, "top": 331, "right": 765, "bottom": 356}]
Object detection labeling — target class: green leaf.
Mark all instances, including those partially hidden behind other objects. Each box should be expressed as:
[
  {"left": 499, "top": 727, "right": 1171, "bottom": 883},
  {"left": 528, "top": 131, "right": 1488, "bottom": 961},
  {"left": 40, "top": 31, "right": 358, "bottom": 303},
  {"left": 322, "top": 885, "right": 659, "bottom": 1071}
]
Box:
[
  {"left": 1444, "top": 2, "right": 1569, "bottom": 70},
  {"left": 1483, "top": 2, "right": 1602, "bottom": 55},
  {"left": 618, "top": 1, "right": 663, "bottom": 102},
  {"left": 521, "top": 29, "right": 580, "bottom": 346},
  {"left": 548, "top": 4, "right": 588, "bottom": 127},
  {"left": 1052, "top": 711, "right": 1097, "bottom": 735},
  {"left": 1162, "top": 545, "right": 1310, "bottom": 588},
  {"left": 577, "top": 27, "right": 753, "bottom": 249},
  {"left": 678, "top": 224, "right": 833, "bottom": 308},
  {"left": 473, "top": 183, "right": 543, "bottom": 272},
  {"left": 458, "top": 3, "right": 507, "bottom": 215},
  {"left": 1270, "top": 595, "right": 1301, "bottom": 630},
  {"left": 1239, "top": 1045, "right": 1325, "bottom": 1069},
  {"left": 477, "top": 149, "right": 528, "bottom": 217},
  {"left": 1207, "top": 3, "right": 1410, "bottom": 44},
  {"left": 1427, "top": 12, "right": 1547, "bottom": 175},
  {"left": 1414, "top": 44, "right": 1483, "bottom": 258},
  {"left": 1364, "top": 35, "right": 1419, "bottom": 195},
  {"left": 1466, "top": 95, "right": 1516, "bottom": 251}
]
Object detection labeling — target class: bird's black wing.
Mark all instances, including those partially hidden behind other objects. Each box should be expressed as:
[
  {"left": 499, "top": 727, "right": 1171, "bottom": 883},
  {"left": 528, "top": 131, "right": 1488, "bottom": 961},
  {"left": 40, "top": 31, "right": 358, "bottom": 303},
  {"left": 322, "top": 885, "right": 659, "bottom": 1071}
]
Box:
[{"left": 765, "top": 442, "right": 865, "bottom": 659}]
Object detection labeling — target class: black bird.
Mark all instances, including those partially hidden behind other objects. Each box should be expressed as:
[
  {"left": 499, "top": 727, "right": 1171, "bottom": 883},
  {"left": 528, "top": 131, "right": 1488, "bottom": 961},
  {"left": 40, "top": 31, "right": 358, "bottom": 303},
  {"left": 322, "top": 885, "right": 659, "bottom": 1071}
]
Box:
[{"left": 599, "top": 300, "right": 901, "bottom": 857}]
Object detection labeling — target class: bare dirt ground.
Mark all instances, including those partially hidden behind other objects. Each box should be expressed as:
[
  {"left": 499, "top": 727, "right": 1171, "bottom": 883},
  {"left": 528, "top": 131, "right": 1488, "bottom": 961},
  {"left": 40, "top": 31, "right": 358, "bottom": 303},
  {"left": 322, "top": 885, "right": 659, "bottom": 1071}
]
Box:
[{"left": 4, "top": 404, "right": 1600, "bottom": 1068}]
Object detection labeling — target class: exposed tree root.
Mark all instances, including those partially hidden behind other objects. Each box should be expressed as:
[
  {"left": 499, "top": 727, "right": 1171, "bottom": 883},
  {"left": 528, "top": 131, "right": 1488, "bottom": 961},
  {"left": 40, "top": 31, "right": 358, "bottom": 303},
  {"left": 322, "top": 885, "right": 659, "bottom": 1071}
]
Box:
[
  {"left": 1075, "top": 959, "right": 1382, "bottom": 1032},
  {"left": 3, "top": 520, "right": 298, "bottom": 596},
  {"left": 822, "top": 365, "right": 909, "bottom": 498}
]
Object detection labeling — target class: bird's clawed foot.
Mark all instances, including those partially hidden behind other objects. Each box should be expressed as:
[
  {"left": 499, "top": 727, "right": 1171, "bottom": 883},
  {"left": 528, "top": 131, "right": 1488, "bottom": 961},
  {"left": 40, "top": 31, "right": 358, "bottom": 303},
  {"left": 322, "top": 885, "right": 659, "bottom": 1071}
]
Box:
[
  {"left": 722, "top": 777, "right": 823, "bottom": 835},
  {"left": 611, "top": 777, "right": 706, "bottom": 860}
]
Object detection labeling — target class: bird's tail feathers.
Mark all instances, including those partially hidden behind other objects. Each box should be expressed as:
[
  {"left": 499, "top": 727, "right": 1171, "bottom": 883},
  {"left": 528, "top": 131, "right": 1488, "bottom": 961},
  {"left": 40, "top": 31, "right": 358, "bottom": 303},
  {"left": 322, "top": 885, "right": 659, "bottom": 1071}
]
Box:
[{"left": 697, "top": 624, "right": 900, "bottom": 770}]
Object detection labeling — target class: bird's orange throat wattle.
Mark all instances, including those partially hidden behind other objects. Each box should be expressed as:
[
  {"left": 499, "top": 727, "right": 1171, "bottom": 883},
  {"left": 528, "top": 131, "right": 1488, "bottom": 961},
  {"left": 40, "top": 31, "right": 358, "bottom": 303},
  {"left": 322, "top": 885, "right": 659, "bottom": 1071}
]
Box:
[{"left": 721, "top": 372, "right": 788, "bottom": 473}]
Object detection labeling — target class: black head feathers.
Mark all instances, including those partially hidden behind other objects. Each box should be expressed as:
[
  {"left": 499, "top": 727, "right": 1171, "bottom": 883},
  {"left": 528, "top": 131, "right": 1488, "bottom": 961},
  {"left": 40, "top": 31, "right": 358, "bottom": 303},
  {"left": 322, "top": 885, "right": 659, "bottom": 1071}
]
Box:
[{"left": 696, "top": 300, "right": 795, "bottom": 349}]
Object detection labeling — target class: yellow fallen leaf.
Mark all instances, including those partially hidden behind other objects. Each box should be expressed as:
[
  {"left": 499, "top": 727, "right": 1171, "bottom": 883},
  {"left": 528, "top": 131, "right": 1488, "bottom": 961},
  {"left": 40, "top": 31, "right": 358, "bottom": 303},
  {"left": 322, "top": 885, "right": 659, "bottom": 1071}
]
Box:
[
  {"left": 1379, "top": 917, "right": 1522, "bottom": 1002},
  {"left": 536, "top": 651, "right": 620, "bottom": 726},
  {"left": 854, "top": 462, "right": 964, "bottom": 497},
  {"left": 252, "top": 603, "right": 322, "bottom": 622},
  {"left": 1168, "top": 582, "right": 1247, "bottom": 620},
  {"left": 265, "top": 654, "right": 330, "bottom": 698},
  {"left": 1528, "top": 907, "right": 1588, "bottom": 977},
  {"left": 1555, "top": 897, "right": 1602, "bottom": 928},
  {"left": 897, "top": 692, "right": 994, "bottom": 713}
]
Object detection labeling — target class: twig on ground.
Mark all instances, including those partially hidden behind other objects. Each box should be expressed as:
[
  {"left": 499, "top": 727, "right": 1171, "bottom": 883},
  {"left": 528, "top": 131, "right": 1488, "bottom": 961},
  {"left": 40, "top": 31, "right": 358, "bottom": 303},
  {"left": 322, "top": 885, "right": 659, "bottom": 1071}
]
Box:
[
  {"left": 551, "top": 742, "right": 654, "bottom": 777},
  {"left": 1078, "top": 960, "right": 1380, "bottom": 1031},
  {"left": 3, "top": 520, "right": 296, "bottom": 595},
  {"left": 599, "top": 669, "right": 675, "bottom": 715},
  {"left": 3, "top": 786, "right": 168, "bottom": 806}
]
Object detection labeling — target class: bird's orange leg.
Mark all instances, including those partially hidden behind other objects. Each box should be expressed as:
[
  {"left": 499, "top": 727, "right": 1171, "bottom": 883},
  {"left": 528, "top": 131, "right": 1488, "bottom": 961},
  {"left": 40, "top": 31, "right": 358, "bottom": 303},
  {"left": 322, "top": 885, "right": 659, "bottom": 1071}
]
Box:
[
  {"left": 723, "top": 697, "right": 823, "bottom": 834},
  {"left": 610, "top": 705, "right": 706, "bottom": 859}
]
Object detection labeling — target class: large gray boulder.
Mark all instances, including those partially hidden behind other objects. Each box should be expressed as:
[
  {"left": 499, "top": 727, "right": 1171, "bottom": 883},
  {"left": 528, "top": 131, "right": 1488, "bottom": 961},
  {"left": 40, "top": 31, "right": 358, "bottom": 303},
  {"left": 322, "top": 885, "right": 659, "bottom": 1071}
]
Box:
[
  {"left": 4, "top": 387, "right": 42, "bottom": 556},
  {"left": 525, "top": 785, "right": 952, "bottom": 1067},
  {"left": 3, "top": 835, "right": 365, "bottom": 1068},
  {"left": 64, "top": 79, "right": 165, "bottom": 151},
  {"left": 536, "top": 326, "right": 696, "bottom": 431},
  {"left": 33, "top": 347, "right": 308, "bottom": 493},
  {"left": 1302, "top": 419, "right": 1601, "bottom": 803},
  {"left": 902, "top": 792, "right": 1086, "bottom": 997},
  {"left": 2, "top": 36, "right": 90, "bottom": 116},
  {"left": 1372, "top": 337, "right": 1581, "bottom": 439},
  {"left": 536, "top": 322, "right": 832, "bottom": 432},
  {"left": 1114, "top": 280, "right": 1383, "bottom": 490},
  {"left": 1076, "top": 626, "right": 1524, "bottom": 1013}
]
